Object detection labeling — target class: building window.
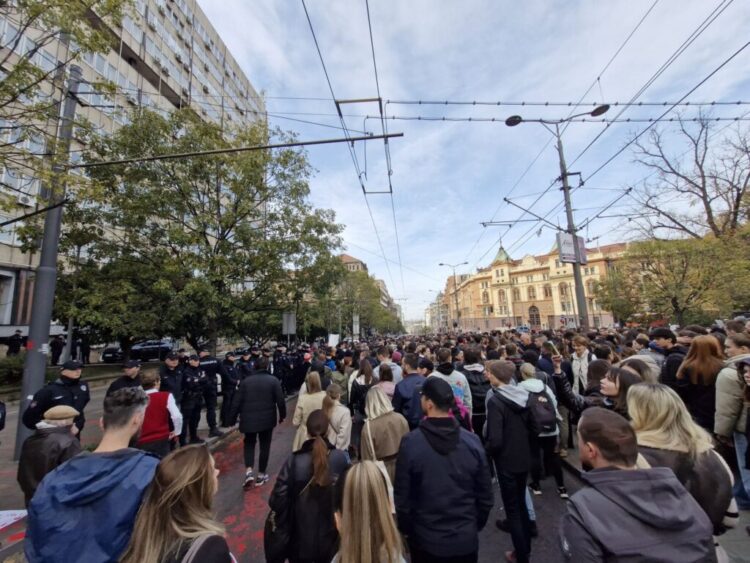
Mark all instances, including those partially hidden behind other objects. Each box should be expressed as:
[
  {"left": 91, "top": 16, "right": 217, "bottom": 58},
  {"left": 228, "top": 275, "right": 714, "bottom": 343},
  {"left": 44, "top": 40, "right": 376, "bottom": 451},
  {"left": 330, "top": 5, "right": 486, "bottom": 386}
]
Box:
[
  {"left": 542, "top": 273, "right": 549, "bottom": 281},
  {"left": 555, "top": 260, "right": 561, "bottom": 268},
  {"left": 559, "top": 284, "right": 569, "bottom": 297},
  {"left": 482, "top": 291, "right": 489, "bottom": 304},
  {"left": 591, "top": 266, "right": 597, "bottom": 274},
  {"left": 512, "top": 288, "right": 521, "bottom": 301},
  {"left": 586, "top": 280, "right": 596, "bottom": 295},
  {"left": 527, "top": 286, "right": 536, "bottom": 300},
  {"left": 511, "top": 277, "right": 518, "bottom": 285},
  {"left": 483, "top": 306, "right": 493, "bottom": 316},
  {"left": 500, "top": 269, "right": 504, "bottom": 276},
  {"left": 543, "top": 284, "right": 552, "bottom": 298},
  {"left": 526, "top": 275, "right": 533, "bottom": 283},
  {"left": 498, "top": 289, "right": 507, "bottom": 304}
]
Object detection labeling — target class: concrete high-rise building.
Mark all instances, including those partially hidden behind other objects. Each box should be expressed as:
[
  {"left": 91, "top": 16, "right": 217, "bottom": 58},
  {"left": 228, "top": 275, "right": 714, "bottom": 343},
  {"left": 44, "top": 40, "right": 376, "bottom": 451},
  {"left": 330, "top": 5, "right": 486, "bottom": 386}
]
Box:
[{"left": 0, "top": 1, "right": 263, "bottom": 335}]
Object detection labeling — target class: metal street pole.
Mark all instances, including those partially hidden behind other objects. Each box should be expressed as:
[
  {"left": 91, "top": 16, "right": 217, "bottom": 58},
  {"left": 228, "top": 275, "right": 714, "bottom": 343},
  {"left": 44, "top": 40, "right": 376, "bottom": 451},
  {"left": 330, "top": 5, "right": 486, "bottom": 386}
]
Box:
[
  {"left": 555, "top": 124, "right": 589, "bottom": 331},
  {"left": 14, "top": 65, "right": 82, "bottom": 459},
  {"left": 439, "top": 261, "right": 467, "bottom": 331}
]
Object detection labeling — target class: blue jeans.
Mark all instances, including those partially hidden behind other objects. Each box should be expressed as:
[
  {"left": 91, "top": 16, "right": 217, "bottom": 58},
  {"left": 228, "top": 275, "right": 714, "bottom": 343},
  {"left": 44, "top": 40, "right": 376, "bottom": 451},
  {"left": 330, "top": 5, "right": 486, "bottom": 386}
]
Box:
[
  {"left": 525, "top": 487, "right": 536, "bottom": 521},
  {"left": 733, "top": 432, "right": 750, "bottom": 509}
]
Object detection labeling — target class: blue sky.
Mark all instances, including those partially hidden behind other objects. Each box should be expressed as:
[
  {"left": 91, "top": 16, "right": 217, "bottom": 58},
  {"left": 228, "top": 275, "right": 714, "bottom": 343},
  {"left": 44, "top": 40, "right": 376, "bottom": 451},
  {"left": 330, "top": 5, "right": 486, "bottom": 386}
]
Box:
[{"left": 197, "top": 0, "right": 750, "bottom": 319}]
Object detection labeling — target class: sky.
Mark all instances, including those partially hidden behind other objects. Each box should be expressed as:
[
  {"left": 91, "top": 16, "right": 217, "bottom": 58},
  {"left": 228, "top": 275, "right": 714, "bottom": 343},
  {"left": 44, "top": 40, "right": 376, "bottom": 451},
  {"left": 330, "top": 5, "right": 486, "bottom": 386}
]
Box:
[{"left": 197, "top": 0, "right": 750, "bottom": 320}]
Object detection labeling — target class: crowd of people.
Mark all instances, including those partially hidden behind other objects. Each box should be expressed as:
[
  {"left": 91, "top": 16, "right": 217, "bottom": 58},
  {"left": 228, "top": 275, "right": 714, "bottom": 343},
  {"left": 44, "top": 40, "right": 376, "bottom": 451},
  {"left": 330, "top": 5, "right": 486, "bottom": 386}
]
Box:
[{"left": 10, "top": 316, "right": 750, "bottom": 562}]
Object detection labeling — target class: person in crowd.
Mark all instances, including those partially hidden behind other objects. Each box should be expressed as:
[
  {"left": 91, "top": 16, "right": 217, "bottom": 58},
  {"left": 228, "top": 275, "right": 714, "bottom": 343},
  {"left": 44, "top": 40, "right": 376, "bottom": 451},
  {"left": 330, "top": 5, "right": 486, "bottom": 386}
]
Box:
[
  {"left": 330, "top": 359, "right": 350, "bottom": 405},
  {"left": 517, "top": 363, "right": 567, "bottom": 499},
  {"left": 50, "top": 335, "right": 64, "bottom": 366},
  {"left": 324, "top": 383, "right": 352, "bottom": 453},
  {"left": 714, "top": 332, "right": 750, "bottom": 509},
  {"left": 375, "top": 363, "right": 396, "bottom": 400},
  {"left": 230, "top": 354, "right": 286, "bottom": 488},
  {"left": 159, "top": 351, "right": 184, "bottom": 404},
  {"left": 628, "top": 383, "right": 736, "bottom": 538},
  {"left": 25, "top": 388, "right": 158, "bottom": 563},
  {"left": 106, "top": 359, "right": 142, "bottom": 397},
  {"left": 120, "top": 445, "right": 233, "bottom": 562},
  {"left": 460, "top": 347, "right": 490, "bottom": 436},
  {"left": 725, "top": 319, "right": 746, "bottom": 337},
  {"left": 180, "top": 354, "right": 208, "bottom": 445},
  {"left": 583, "top": 358, "right": 611, "bottom": 396},
  {"left": 674, "top": 334, "right": 725, "bottom": 433},
  {"left": 220, "top": 351, "right": 240, "bottom": 428},
  {"left": 361, "top": 387, "right": 409, "bottom": 483},
  {"left": 269, "top": 410, "right": 349, "bottom": 563},
  {"left": 349, "top": 358, "right": 377, "bottom": 453},
  {"left": 599, "top": 366, "right": 643, "bottom": 420},
  {"left": 392, "top": 353, "right": 425, "bottom": 429},
  {"left": 293, "top": 371, "right": 326, "bottom": 451},
  {"left": 395, "top": 377, "right": 493, "bottom": 563},
  {"left": 617, "top": 356, "right": 657, "bottom": 383},
  {"left": 374, "top": 346, "right": 403, "bottom": 384},
  {"left": 658, "top": 331, "right": 691, "bottom": 389},
  {"left": 7, "top": 328, "right": 23, "bottom": 356},
  {"left": 560, "top": 407, "right": 716, "bottom": 562},
  {"left": 17, "top": 405, "right": 82, "bottom": 507},
  {"left": 485, "top": 360, "right": 538, "bottom": 563},
  {"left": 333, "top": 461, "right": 405, "bottom": 563},
  {"left": 198, "top": 348, "right": 225, "bottom": 438},
  {"left": 136, "top": 370, "right": 182, "bottom": 458},
  {"left": 22, "top": 360, "right": 89, "bottom": 437},
  {"left": 430, "top": 347, "right": 473, "bottom": 415}
]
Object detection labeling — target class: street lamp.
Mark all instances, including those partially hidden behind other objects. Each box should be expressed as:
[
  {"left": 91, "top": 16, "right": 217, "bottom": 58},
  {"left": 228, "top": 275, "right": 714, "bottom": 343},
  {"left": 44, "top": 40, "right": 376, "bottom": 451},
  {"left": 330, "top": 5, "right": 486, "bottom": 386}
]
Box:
[
  {"left": 439, "top": 261, "right": 468, "bottom": 331},
  {"left": 504, "top": 104, "right": 610, "bottom": 331}
]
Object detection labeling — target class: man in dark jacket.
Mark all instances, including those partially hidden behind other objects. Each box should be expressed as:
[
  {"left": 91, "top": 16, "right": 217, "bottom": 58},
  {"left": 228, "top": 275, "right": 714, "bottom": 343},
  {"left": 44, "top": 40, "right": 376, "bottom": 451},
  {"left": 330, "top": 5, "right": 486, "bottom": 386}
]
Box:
[
  {"left": 106, "top": 359, "right": 142, "bottom": 397},
  {"left": 230, "top": 355, "right": 286, "bottom": 489},
  {"left": 198, "top": 349, "right": 225, "bottom": 438},
  {"left": 158, "top": 352, "right": 183, "bottom": 403},
  {"left": 392, "top": 353, "right": 425, "bottom": 429},
  {"left": 394, "top": 377, "right": 493, "bottom": 563},
  {"left": 180, "top": 355, "right": 207, "bottom": 445},
  {"left": 220, "top": 351, "right": 240, "bottom": 427},
  {"left": 659, "top": 330, "right": 691, "bottom": 389},
  {"left": 485, "top": 360, "right": 539, "bottom": 563},
  {"left": 25, "top": 388, "right": 158, "bottom": 563},
  {"left": 17, "top": 405, "right": 82, "bottom": 506},
  {"left": 7, "top": 329, "right": 23, "bottom": 356},
  {"left": 561, "top": 407, "right": 716, "bottom": 562},
  {"left": 23, "top": 360, "right": 89, "bottom": 436}
]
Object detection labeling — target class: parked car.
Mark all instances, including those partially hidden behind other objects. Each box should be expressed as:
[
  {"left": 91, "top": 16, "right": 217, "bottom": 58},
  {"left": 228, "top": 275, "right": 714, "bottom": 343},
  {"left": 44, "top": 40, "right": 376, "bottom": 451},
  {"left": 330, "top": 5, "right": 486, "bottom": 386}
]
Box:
[
  {"left": 101, "top": 346, "right": 124, "bottom": 364},
  {"left": 130, "top": 340, "right": 174, "bottom": 361}
]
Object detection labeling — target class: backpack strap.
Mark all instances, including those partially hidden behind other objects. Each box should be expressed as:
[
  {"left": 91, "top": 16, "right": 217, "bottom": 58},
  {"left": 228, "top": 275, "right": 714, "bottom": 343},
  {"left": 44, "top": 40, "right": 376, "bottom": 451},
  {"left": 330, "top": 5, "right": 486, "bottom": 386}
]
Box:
[{"left": 181, "top": 534, "right": 214, "bottom": 563}]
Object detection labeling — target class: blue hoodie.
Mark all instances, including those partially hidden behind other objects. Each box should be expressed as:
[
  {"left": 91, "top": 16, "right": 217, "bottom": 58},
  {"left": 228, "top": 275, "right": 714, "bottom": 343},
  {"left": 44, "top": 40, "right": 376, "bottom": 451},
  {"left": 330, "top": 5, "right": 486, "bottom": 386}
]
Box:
[{"left": 25, "top": 448, "right": 158, "bottom": 563}]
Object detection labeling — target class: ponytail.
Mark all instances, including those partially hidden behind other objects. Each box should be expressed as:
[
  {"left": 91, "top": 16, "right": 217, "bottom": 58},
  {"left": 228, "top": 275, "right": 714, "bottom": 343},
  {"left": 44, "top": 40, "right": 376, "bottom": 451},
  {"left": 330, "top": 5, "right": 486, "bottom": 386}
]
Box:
[
  {"left": 307, "top": 410, "right": 331, "bottom": 487},
  {"left": 323, "top": 384, "right": 342, "bottom": 420}
]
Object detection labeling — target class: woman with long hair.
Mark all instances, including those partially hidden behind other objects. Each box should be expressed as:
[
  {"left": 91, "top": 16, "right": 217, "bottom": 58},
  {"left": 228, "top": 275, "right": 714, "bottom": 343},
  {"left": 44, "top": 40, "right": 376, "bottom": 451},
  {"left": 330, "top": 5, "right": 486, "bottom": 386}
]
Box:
[
  {"left": 675, "top": 334, "right": 725, "bottom": 432},
  {"left": 293, "top": 372, "right": 326, "bottom": 452},
  {"left": 349, "top": 359, "right": 377, "bottom": 456},
  {"left": 360, "top": 387, "right": 409, "bottom": 483},
  {"left": 120, "top": 445, "right": 233, "bottom": 563},
  {"left": 332, "top": 461, "right": 404, "bottom": 563},
  {"left": 599, "top": 366, "right": 642, "bottom": 420},
  {"left": 628, "top": 383, "right": 736, "bottom": 538},
  {"left": 269, "top": 410, "right": 349, "bottom": 563},
  {"left": 375, "top": 364, "right": 396, "bottom": 400},
  {"left": 324, "top": 384, "right": 352, "bottom": 452}
]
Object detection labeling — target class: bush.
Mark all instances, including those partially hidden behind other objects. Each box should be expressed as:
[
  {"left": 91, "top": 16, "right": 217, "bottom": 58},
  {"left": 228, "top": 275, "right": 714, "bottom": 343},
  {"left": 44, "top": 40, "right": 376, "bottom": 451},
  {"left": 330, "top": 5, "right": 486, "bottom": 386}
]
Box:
[{"left": 0, "top": 353, "right": 26, "bottom": 387}]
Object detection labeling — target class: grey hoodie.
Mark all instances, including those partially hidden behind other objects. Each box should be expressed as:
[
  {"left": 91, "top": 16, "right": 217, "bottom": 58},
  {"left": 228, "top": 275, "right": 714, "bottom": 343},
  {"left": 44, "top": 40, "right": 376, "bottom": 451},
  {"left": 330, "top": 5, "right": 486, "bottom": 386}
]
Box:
[{"left": 560, "top": 466, "right": 716, "bottom": 563}]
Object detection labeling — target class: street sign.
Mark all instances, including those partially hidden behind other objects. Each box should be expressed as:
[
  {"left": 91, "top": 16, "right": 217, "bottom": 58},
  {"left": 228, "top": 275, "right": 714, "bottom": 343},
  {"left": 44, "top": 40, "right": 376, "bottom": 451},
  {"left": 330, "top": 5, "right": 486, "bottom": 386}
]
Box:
[
  {"left": 282, "top": 312, "right": 296, "bottom": 335},
  {"left": 352, "top": 314, "right": 360, "bottom": 337},
  {"left": 556, "top": 232, "right": 588, "bottom": 265}
]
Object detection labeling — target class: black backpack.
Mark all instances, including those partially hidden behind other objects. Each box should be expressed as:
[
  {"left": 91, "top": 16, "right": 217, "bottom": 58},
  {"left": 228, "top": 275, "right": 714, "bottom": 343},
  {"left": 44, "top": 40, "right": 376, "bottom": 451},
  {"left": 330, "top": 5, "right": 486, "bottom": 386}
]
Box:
[{"left": 526, "top": 389, "right": 557, "bottom": 435}]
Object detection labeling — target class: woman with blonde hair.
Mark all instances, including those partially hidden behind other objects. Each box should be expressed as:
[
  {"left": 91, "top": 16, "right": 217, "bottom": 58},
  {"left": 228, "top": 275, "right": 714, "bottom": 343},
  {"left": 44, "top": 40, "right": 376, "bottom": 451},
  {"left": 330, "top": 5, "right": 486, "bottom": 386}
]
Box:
[
  {"left": 323, "top": 384, "right": 352, "bottom": 452},
  {"left": 332, "top": 461, "right": 404, "bottom": 563},
  {"left": 628, "top": 383, "right": 736, "bottom": 537},
  {"left": 120, "top": 445, "right": 233, "bottom": 563},
  {"left": 360, "top": 387, "right": 409, "bottom": 483},
  {"left": 293, "top": 372, "right": 326, "bottom": 451}
]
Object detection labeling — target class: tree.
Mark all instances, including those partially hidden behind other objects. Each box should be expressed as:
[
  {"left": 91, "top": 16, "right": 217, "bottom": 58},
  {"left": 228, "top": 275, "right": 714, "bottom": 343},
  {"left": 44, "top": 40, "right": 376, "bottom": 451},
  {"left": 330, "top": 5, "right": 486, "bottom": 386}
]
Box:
[
  {"left": 629, "top": 115, "right": 750, "bottom": 240},
  {"left": 594, "top": 267, "right": 641, "bottom": 325},
  {"left": 53, "top": 108, "right": 343, "bottom": 348}
]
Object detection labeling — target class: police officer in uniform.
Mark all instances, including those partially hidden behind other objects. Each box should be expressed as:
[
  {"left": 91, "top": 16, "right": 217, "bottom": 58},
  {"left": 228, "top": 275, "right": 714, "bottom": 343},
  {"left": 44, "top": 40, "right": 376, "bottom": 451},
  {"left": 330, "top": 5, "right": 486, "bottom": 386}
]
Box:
[
  {"left": 159, "top": 351, "right": 183, "bottom": 404},
  {"left": 220, "top": 351, "right": 240, "bottom": 427},
  {"left": 237, "top": 349, "right": 254, "bottom": 380},
  {"left": 198, "top": 348, "right": 224, "bottom": 438},
  {"left": 273, "top": 345, "right": 294, "bottom": 396},
  {"left": 22, "top": 360, "right": 90, "bottom": 437},
  {"left": 180, "top": 354, "right": 206, "bottom": 445},
  {"left": 105, "top": 359, "right": 142, "bottom": 397}
]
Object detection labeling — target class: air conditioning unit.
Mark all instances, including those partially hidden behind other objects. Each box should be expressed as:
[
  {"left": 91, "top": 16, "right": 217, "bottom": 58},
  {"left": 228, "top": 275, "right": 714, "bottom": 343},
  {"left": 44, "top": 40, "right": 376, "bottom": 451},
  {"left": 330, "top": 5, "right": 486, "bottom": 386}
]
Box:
[
  {"left": 181, "top": 60, "right": 189, "bottom": 70},
  {"left": 161, "top": 64, "right": 169, "bottom": 75},
  {"left": 202, "top": 84, "right": 209, "bottom": 93},
  {"left": 147, "top": 18, "right": 156, "bottom": 31},
  {"left": 125, "top": 93, "right": 137, "bottom": 105},
  {"left": 16, "top": 193, "right": 32, "bottom": 207},
  {"left": 175, "top": 52, "right": 182, "bottom": 62}
]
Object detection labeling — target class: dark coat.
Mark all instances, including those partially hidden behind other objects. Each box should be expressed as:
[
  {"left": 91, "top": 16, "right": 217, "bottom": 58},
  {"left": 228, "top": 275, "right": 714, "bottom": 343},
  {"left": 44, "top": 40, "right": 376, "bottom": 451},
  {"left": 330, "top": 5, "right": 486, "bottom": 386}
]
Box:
[
  {"left": 660, "top": 345, "right": 689, "bottom": 389},
  {"left": 158, "top": 364, "right": 183, "bottom": 404},
  {"left": 269, "top": 439, "right": 349, "bottom": 562},
  {"left": 674, "top": 370, "right": 718, "bottom": 432},
  {"left": 105, "top": 374, "right": 141, "bottom": 397},
  {"left": 17, "top": 425, "right": 82, "bottom": 506},
  {"left": 485, "top": 387, "right": 539, "bottom": 473},
  {"left": 394, "top": 417, "right": 494, "bottom": 557},
  {"left": 229, "top": 370, "right": 286, "bottom": 433},
  {"left": 392, "top": 373, "right": 424, "bottom": 428},
  {"left": 22, "top": 377, "right": 90, "bottom": 432}
]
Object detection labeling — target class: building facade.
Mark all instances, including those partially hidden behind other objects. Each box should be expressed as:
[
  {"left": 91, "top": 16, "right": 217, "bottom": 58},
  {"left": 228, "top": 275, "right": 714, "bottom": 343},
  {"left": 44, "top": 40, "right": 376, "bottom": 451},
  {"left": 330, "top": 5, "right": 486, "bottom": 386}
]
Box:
[
  {"left": 441, "top": 242, "right": 626, "bottom": 331},
  {"left": 339, "top": 253, "right": 368, "bottom": 273},
  {"left": 0, "top": 0, "right": 263, "bottom": 335}
]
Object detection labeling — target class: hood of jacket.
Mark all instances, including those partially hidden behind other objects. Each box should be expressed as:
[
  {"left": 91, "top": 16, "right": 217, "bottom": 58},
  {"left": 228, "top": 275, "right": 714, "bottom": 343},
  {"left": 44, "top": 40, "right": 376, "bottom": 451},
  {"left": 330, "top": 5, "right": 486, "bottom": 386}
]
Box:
[
  {"left": 436, "top": 362, "right": 455, "bottom": 376},
  {"left": 581, "top": 466, "right": 701, "bottom": 531},
  {"left": 519, "top": 378, "right": 544, "bottom": 394},
  {"left": 726, "top": 353, "right": 750, "bottom": 368},
  {"left": 462, "top": 363, "right": 484, "bottom": 373},
  {"left": 419, "top": 416, "right": 460, "bottom": 455},
  {"left": 44, "top": 448, "right": 157, "bottom": 507},
  {"left": 494, "top": 384, "right": 529, "bottom": 410}
]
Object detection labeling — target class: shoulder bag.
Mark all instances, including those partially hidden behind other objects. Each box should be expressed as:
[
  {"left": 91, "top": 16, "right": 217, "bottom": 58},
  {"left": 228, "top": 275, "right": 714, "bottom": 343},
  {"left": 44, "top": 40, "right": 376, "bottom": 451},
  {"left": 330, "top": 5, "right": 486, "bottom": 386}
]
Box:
[
  {"left": 365, "top": 420, "right": 395, "bottom": 513},
  {"left": 264, "top": 456, "right": 297, "bottom": 563}
]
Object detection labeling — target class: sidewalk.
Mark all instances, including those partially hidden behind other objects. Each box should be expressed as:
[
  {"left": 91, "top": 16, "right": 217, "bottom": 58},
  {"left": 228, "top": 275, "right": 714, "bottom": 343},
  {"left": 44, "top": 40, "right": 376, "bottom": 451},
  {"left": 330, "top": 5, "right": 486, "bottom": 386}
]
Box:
[{"left": 561, "top": 447, "right": 750, "bottom": 562}]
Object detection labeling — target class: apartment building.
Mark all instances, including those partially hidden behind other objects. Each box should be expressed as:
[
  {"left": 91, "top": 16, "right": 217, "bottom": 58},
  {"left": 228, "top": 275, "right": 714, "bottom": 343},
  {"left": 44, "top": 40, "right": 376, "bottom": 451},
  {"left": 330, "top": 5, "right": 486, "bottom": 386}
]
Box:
[
  {"left": 442, "top": 242, "right": 626, "bottom": 331},
  {"left": 0, "top": 0, "right": 263, "bottom": 335}
]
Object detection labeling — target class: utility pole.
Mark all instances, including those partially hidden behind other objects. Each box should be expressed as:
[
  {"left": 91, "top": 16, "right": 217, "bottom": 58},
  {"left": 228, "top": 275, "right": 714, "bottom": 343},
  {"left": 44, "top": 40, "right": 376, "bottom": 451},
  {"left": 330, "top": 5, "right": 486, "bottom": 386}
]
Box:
[
  {"left": 14, "top": 65, "right": 82, "bottom": 459},
  {"left": 439, "top": 262, "right": 467, "bottom": 331},
  {"left": 555, "top": 124, "right": 589, "bottom": 331}
]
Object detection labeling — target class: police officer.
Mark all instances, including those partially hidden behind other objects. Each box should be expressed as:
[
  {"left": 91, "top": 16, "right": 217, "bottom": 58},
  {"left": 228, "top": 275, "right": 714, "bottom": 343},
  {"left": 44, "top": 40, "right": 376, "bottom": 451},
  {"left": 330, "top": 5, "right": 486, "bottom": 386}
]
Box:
[
  {"left": 22, "top": 360, "right": 90, "bottom": 437},
  {"left": 198, "top": 348, "right": 224, "bottom": 438},
  {"left": 237, "top": 349, "right": 254, "bottom": 380},
  {"left": 220, "top": 352, "right": 240, "bottom": 427},
  {"left": 180, "top": 354, "right": 206, "bottom": 445},
  {"left": 159, "top": 351, "right": 183, "bottom": 404},
  {"left": 273, "top": 346, "right": 294, "bottom": 396},
  {"left": 105, "top": 359, "right": 142, "bottom": 397}
]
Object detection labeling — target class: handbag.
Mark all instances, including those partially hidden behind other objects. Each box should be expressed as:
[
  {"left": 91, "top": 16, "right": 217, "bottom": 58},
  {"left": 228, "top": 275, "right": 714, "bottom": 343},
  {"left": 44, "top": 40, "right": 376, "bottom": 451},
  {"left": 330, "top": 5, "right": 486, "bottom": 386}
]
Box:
[
  {"left": 264, "top": 453, "right": 301, "bottom": 563},
  {"left": 365, "top": 420, "right": 395, "bottom": 513}
]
